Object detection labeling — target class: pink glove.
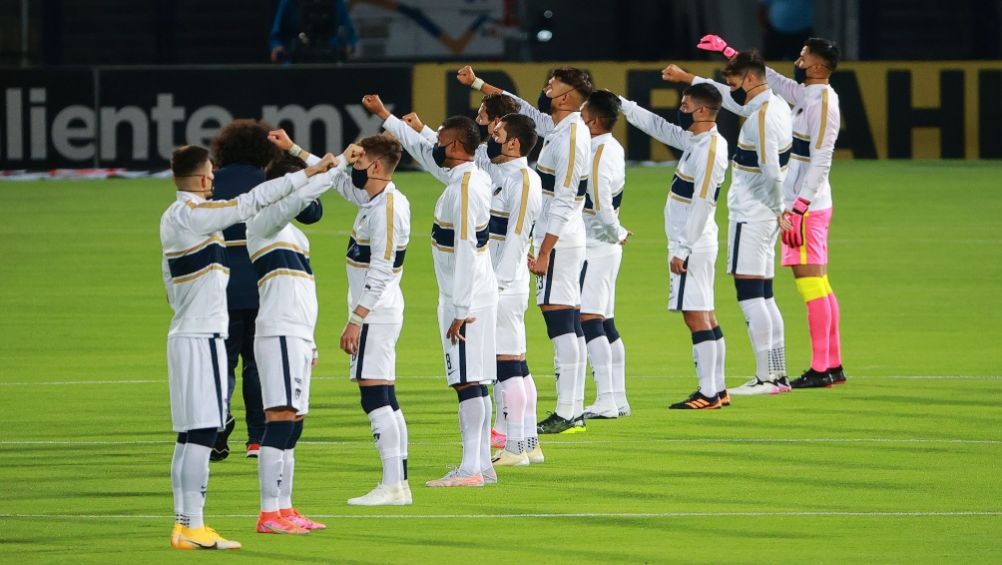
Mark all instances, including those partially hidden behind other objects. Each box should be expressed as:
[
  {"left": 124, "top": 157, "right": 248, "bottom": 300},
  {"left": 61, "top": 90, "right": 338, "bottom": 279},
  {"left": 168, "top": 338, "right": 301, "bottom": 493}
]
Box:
[
  {"left": 697, "top": 34, "right": 738, "bottom": 59},
  {"left": 782, "top": 197, "right": 810, "bottom": 247}
]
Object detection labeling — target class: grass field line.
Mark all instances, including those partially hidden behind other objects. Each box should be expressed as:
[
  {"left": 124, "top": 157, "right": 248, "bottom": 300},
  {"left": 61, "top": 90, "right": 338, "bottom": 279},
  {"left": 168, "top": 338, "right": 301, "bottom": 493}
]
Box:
[
  {"left": 2, "top": 437, "right": 999, "bottom": 446},
  {"left": 1, "top": 511, "right": 998, "bottom": 521},
  {"left": 1, "top": 375, "right": 999, "bottom": 386}
]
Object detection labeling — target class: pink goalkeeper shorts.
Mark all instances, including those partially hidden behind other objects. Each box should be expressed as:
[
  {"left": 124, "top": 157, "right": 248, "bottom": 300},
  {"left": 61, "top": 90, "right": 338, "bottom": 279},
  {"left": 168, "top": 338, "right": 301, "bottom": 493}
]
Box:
[{"left": 781, "top": 207, "right": 832, "bottom": 266}]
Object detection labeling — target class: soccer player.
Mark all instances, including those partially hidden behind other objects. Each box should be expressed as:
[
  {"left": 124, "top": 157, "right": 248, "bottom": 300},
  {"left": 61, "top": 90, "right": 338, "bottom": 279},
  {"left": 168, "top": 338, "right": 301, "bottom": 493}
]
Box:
[
  {"left": 579, "top": 90, "right": 632, "bottom": 420},
  {"left": 161, "top": 144, "right": 332, "bottom": 550},
  {"left": 457, "top": 65, "right": 593, "bottom": 434},
  {"left": 697, "top": 35, "right": 846, "bottom": 388},
  {"left": 365, "top": 94, "right": 500, "bottom": 487},
  {"left": 245, "top": 151, "right": 337, "bottom": 534},
  {"left": 664, "top": 52, "right": 794, "bottom": 396},
  {"left": 209, "top": 119, "right": 323, "bottom": 461},
  {"left": 618, "top": 84, "right": 730, "bottom": 409}
]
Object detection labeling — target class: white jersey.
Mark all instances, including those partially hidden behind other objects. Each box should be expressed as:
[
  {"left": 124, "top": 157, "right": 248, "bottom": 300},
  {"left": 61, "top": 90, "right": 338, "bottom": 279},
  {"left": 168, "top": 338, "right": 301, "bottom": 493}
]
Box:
[
  {"left": 160, "top": 172, "right": 307, "bottom": 337},
  {"left": 766, "top": 67, "right": 840, "bottom": 211},
  {"left": 619, "top": 97, "right": 728, "bottom": 259},
  {"left": 693, "top": 78, "right": 792, "bottom": 222},
  {"left": 503, "top": 91, "right": 590, "bottom": 249},
  {"left": 585, "top": 133, "right": 629, "bottom": 247},
  {"left": 383, "top": 115, "right": 498, "bottom": 318},
  {"left": 246, "top": 173, "right": 333, "bottom": 341},
  {"left": 478, "top": 155, "right": 542, "bottom": 293}
]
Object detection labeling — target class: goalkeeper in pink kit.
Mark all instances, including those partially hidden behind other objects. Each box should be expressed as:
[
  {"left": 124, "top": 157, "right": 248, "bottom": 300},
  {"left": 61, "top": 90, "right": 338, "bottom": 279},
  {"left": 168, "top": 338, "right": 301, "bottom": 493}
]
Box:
[{"left": 698, "top": 33, "right": 846, "bottom": 388}]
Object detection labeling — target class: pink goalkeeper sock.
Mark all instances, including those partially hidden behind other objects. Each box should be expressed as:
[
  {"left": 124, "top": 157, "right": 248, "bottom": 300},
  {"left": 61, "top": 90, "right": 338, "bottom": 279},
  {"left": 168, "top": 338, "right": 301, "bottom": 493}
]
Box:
[
  {"left": 827, "top": 292, "right": 842, "bottom": 369},
  {"left": 806, "top": 297, "right": 831, "bottom": 372}
]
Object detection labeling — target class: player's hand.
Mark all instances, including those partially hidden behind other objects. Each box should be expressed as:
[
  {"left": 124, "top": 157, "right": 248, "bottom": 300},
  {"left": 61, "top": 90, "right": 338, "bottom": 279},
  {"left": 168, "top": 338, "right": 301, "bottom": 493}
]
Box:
[
  {"left": 340, "top": 323, "right": 361, "bottom": 355},
  {"left": 696, "top": 34, "right": 738, "bottom": 59},
  {"left": 529, "top": 252, "right": 549, "bottom": 276},
  {"left": 670, "top": 256, "right": 687, "bottom": 274},
  {"left": 402, "top": 112, "right": 425, "bottom": 133},
  {"left": 457, "top": 65, "right": 477, "bottom": 87},
  {"left": 362, "top": 94, "right": 390, "bottom": 119},
  {"left": 778, "top": 212, "right": 793, "bottom": 231},
  {"left": 781, "top": 197, "right": 810, "bottom": 247},
  {"left": 619, "top": 229, "right": 634, "bottom": 246},
  {"left": 446, "top": 317, "right": 476, "bottom": 344},
  {"left": 305, "top": 153, "right": 338, "bottom": 177},
  {"left": 311, "top": 348, "right": 319, "bottom": 368},
  {"left": 661, "top": 64, "right": 694, "bottom": 84},
  {"left": 267, "top": 129, "right": 295, "bottom": 151},
  {"left": 344, "top": 143, "right": 364, "bottom": 164}
]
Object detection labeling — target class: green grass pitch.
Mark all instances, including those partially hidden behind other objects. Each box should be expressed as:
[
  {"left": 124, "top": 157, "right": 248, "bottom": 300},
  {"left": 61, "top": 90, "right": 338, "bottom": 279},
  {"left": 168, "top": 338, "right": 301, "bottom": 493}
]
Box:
[{"left": 0, "top": 160, "right": 1000, "bottom": 563}]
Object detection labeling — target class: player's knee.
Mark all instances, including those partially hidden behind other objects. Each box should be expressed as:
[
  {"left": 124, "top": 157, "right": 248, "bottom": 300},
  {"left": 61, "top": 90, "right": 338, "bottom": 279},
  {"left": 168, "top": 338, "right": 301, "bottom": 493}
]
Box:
[
  {"left": 574, "top": 311, "right": 584, "bottom": 338},
  {"left": 795, "top": 276, "right": 828, "bottom": 302},
  {"left": 262, "top": 420, "right": 295, "bottom": 450},
  {"left": 691, "top": 329, "right": 717, "bottom": 345},
  {"left": 542, "top": 309, "right": 577, "bottom": 339},
  {"left": 359, "top": 385, "right": 392, "bottom": 414},
  {"left": 455, "top": 384, "right": 482, "bottom": 402},
  {"left": 288, "top": 419, "right": 304, "bottom": 449},
  {"left": 520, "top": 360, "right": 531, "bottom": 377},
  {"left": 763, "top": 279, "right": 774, "bottom": 300},
  {"left": 735, "top": 278, "right": 766, "bottom": 301},
  {"left": 497, "top": 360, "right": 522, "bottom": 382},
  {"left": 387, "top": 385, "right": 400, "bottom": 411},
  {"left": 176, "top": 432, "right": 188, "bottom": 445},
  {"left": 581, "top": 318, "right": 607, "bottom": 343},
  {"left": 603, "top": 318, "right": 621, "bottom": 343},
  {"left": 186, "top": 427, "right": 218, "bottom": 448}
]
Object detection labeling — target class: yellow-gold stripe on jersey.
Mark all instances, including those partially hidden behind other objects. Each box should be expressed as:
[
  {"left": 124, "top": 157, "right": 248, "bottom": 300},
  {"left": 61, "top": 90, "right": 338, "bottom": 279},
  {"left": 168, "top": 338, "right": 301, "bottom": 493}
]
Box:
[
  {"left": 173, "top": 264, "right": 230, "bottom": 284},
  {"left": 817, "top": 89, "right": 829, "bottom": 150},
  {"left": 257, "top": 268, "right": 315, "bottom": 287},
  {"left": 250, "top": 241, "right": 310, "bottom": 262},
  {"left": 515, "top": 168, "right": 530, "bottom": 235},
  {"left": 591, "top": 143, "right": 605, "bottom": 211},
  {"left": 563, "top": 123, "right": 577, "bottom": 188},
  {"left": 165, "top": 235, "right": 224, "bottom": 259},
  {"left": 185, "top": 199, "right": 238, "bottom": 209},
  {"left": 460, "top": 172, "right": 470, "bottom": 241},
  {"left": 384, "top": 192, "right": 395, "bottom": 261},
  {"left": 758, "top": 101, "right": 768, "bottom": 166},
  {"left": 699, "top": 136, "right": 717, "bottom": 199}
]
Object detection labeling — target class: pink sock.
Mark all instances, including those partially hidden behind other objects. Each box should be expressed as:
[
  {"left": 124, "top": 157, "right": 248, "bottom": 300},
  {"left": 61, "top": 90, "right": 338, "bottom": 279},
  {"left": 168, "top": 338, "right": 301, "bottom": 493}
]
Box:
[
  {"left": 805, "top": 297, "right": 831, "bottom": 372},
  {"left": 827, "top": 292, "right": 842, "bottom": 369}
]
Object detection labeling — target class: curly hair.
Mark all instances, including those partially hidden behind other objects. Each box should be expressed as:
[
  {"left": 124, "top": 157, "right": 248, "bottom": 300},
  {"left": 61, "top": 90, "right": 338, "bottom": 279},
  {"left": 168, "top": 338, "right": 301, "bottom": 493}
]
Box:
[{"left": 210, "top": 119, "right": 281, "bottom": 168}]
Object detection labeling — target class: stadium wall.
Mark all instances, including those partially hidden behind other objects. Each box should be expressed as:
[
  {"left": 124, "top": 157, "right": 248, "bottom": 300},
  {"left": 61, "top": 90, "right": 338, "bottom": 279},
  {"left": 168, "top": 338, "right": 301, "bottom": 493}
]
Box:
[{"left": 1, "top": 61, "right": 1000, "bottom": 170}]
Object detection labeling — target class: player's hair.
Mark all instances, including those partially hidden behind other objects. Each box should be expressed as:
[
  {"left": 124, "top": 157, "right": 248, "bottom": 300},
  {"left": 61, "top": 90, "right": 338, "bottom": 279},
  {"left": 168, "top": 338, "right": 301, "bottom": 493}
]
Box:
[
  {"left": 804, "top": 37, "right": 841, "bottom": 70},
  {"left": 481, "top": 94, "right": 519, "bottom": 121},
  {"left": 498, "top": 114, "right": 538, "bottom": 157},
  {"left": 440, "top": 115, "right": 480, "bottom": 155},
  {"left": 210, "top": 119, "right": 281, "bottom": 168},
  {"left": 264, "top": 154, "right": 305, "bottom": 180},
  {"left": 722, "top": 50, "right": 767, "bottom": 79},
  {"left": 585, "top": 90, "right": 621, "bottom": 130},
  {"left": 358, "top": 133, "right": 404, "bottom": 172},
  {"left": 683, "top": 83, "right": 722, "bottom": 115},
  {"left": 171, "top": 145, "right": 211, "bottom": 176},
  {"left": 551, "top": 66, "right": 594, "bottom": 99}
]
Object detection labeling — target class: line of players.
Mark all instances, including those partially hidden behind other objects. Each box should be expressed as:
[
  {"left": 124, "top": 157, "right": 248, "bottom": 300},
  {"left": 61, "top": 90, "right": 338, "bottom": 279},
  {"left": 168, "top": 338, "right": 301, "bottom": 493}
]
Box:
[{"left": 159, "top": 33, "right": 846, "bottom": 550}]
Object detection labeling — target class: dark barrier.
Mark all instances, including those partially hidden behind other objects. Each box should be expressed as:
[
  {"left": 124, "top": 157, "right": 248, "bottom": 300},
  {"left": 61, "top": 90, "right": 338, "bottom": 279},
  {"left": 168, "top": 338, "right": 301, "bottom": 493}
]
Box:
[{"left": 1, "top": 65, "right": 413, "bottom": 169}]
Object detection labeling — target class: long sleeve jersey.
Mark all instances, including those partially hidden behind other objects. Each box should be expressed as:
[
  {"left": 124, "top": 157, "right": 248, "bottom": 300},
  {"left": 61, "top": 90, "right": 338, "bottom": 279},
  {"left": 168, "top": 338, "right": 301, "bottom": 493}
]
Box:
[
  {"left": 765, "top": 67, "right": 840, "bottom": 211},
  {"left": 692, "top": 77, "right": 793, "bottom": 222},
  {"left": 246, "top": 174, "right": 333, "bottom": 341},
  {"left": 160, "top": 172, "right": 307, "bottom": 337},
  {"left": 383, "top": 115, "right": 498, "bottom": 318},
  {"left": 502, "top": 91, "right": 590, "bottom": 249},
  {"left": 585, "top": 133, "right": 629, "bottom": 246},
  {"left": 481, "top": 156, "right": 542, "bottom": 293},
  {"left": 619, "top": 97, "right": 728, "bottom": 260}
]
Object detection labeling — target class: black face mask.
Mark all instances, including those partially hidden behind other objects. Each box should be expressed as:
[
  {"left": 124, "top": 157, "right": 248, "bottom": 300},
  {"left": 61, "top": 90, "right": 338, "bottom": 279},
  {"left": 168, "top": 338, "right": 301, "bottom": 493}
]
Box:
[
  {"left": 536, "top": 89, "right": 553, "bottom": 114},
  {"left": 793, "top": 65, "right": 807, "bottom": 84},
  {"left": 486, "top": 137, "right": 505, "bottom": 160},
  {"left": 730, "top": 86, "right": 747, "bottom": 105},
  {"left": 477, "top": 123, "right": 489, "bottom": 142},
  {"left": 432, "top": 141, "right": 450, "bottom": 167},
  {"left": 677, "top": 109, "right": 694, "bottom": 130},
  {"left": 351, "top": 163, "right": 371, "bottom": 189}
]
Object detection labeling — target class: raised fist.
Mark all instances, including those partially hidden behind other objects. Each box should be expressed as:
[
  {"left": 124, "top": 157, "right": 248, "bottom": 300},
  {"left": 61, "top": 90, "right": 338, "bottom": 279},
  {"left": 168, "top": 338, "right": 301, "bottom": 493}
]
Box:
[
  {"left": 456, "top": 65, "right": 477, "bottom": 87},
  {"left": 402, "top": 112, "right": 425, "bottom": 133},
  {"left": 361, "top": 94, "right": 389, "bottom": 119},
  {"left": 267, "top": 129, "right": 294, "bottom": 151}
]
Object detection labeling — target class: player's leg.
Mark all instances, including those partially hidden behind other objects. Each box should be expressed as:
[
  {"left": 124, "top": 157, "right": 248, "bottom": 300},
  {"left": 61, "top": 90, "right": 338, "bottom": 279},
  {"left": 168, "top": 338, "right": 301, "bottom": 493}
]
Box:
[
  {"left": 170, "top": 432, "right": 189, "bottom": 548},
  {"left": 572, "top": 309, "right": 588, "bottom": 426},
  {"left": 275, "top": 339, "right": 324, "bottom": 527},
  {"left": 535, "top": 247, "right": 584, "bottom": 434},
  {"left": 580, "top": 249, "right": 618, "bottom": 419},
  {"left": 604, "top": 245, "right": 629, "bottom": 415},
  {"left": 763, "top": 279, "right": 789, "bottom": 384},
  {"left": 521, "top": 360, "right": 543, "bottom": 463},
  {"left": 476, "top": 306, "right": 498, "bottom": 482},
  {"left": 710, "top": 313, "right": 728, "bottom": 406},
  {"left": 240, "top": 309, "right": 265, "bottom": 456},
  {"left": 668, "top": 250, "right": 722, "bottom": 410},
  {"left": 815, "top": 209, "right": 846, "bottom": 383},
  {"left": 211, "top": 313, "right": 243, "bottom": 462},
  {"left": 387, "top": 385, "right": 411, "bottom": 502}
]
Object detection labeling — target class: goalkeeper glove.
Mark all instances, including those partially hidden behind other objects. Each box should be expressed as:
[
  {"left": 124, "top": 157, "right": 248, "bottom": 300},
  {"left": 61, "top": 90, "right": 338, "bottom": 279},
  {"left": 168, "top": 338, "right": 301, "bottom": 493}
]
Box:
[
  {"left": 697, "top": 34, "right": 738, "bottom": 59},
  {"left": 782, "top": 197, "right": 811, "bottom": 247}
]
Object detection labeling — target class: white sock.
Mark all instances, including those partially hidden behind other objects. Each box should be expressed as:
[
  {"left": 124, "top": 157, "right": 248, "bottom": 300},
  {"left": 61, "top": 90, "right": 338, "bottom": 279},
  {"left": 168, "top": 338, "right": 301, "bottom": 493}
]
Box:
[
  {"left": 180, "top": 442, "right": 211, "bottom": 529},
  {"left": 739, "top": 297, "right": 773, "bottom": 379},
  {"left": 171, "top": 441, "right": 185, "bottom": 522},
  {"left": 258, "top": 445, "right": 284, "bottom": 512},
  {"left": 574, "top": 335, "right": 587, "bottom": 417},
  {"left": 368, "top": 405, "right": 402, "bottom": 486},
  {"left": 693, "top": 338, "right": 718, "bottom": 397},
  {"left": 393, "top": 409, "right": 409, "bottom": 481},
  {"left": 458, "top": 396, "right": 484, "bottom": 475},
  {"left": 279, "top": 448, "right": 294, "bottom": 509},
  {"left": 551, "top": 333, "right": 579, "bottom": 419},
  {"left": 492, "top": 380, "right": 507, "bottom": 435},
  {"left": 502, "top": 377, "right": 526, "bottom": 454},
  {"left": 765, "top": 296, "right": 787, "bottom": 376},
  {"left": 610, "top": 336, "right": 627, "bottom": 406},
  {"left": 714, "top": 333, "right": 727, "bottom": 392},
  {"left": 523, "top": 372, "right": 539, "bottom": 450},
  {"left": 480, "top": 393, "right": 493, "bottom": 473},
  {"left": 585, "top": 334, "right": 615, "bottom": 405}
]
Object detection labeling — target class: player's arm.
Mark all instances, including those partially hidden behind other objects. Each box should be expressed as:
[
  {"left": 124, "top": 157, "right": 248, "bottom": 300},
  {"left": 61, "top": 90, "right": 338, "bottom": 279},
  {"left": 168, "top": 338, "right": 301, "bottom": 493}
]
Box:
[
  {"left": 672, "top": 137, "right": 722, "bottom": 271},
  {"left": 368, "top": 95, "right": 451, "bottom": 185},
  {"left": 690, "top": 75, "right": 751, "bottom": 117},
  {"left": 590, "top": 144, "right": 629, "bottom": 244},
  {"left": 450, "top": 178, "right": 478, "bottom": 323},
  {"left": 246, "top": 168, "right": 336, "bottom": 239},
  {"left": 536, "top": 126, "right": 583, "bottom": 260},
  {"left": 495, "top": 172, "right": 534, "bottom": 290},
  {"left": 798, "top": 91, "right": 840, "bottom": 205},
  {"left": 354, "top": 196, "right": 398, "bottom": 315},
  {"left": 618, "top": 95, "right": 692, "bottom": 152},
  {"left": 765, "top": 65, "right": 804, "bottom": 107},
  {"left": 456, "top": 66, "right": 557, "bottom": 136},
  {"left": 759, "top": 110, "right": 784, "bottom": 214}
]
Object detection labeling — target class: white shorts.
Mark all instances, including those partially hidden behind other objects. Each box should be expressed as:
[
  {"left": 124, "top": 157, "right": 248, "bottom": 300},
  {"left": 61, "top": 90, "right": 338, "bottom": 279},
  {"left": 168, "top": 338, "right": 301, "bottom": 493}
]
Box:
[
  {"left": 727, "top": 220, "right": 778, "bottom": 278},
  {"left": 168, "top": 335, "right": 228, "bottom": 433},
  {"left": 349, "top": 322, "right": 402, "bottom": 382},
  {"left": 669, "top": 248, "right": 717, "bottom": 312},
  {"left": 255, "top": 335, "right": 313, "bottom": 416},
  {"left": 496, "top": 291, "right": 528, "bottom": 356},
  {"left": 581, "top": 244, "right": 623, "bottom": 318},
  {"left": 535, "top": 245, "right": 585, "bottom": 307},
  {"left": 438, "top": 303, "right": 497, "bottom": 386}
]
